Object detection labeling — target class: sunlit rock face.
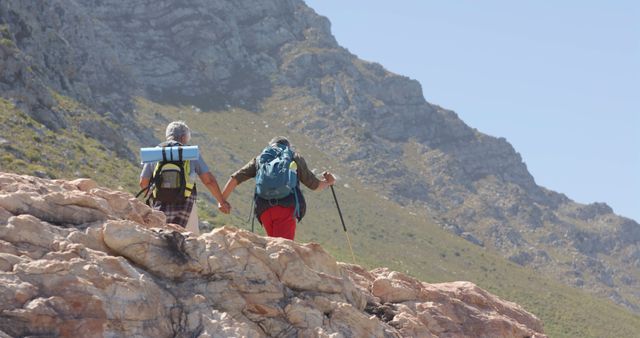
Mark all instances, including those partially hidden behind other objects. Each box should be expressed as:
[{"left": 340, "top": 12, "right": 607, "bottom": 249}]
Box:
[{"left": 0, "top": 172, "right": 546, "bottom": 337}]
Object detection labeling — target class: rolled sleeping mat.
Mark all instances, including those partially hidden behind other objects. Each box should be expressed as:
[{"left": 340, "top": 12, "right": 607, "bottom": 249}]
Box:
[{"left": 140, "top": 145, "right": 199, "bottom": 163}]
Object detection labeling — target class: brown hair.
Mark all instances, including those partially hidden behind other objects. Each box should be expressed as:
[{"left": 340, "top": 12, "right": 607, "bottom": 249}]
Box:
[{"left": 269, "top": 136, "right": 290, "bottom": 147}]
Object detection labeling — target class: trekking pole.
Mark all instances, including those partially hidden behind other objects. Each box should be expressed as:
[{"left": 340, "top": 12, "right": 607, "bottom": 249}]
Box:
[{"left": 330, "top": 185, "right": 356, "bottom": 264}]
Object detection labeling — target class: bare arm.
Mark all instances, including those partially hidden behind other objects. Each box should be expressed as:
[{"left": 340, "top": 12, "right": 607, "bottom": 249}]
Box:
[
  {"left": 139, "top": 177, "right": 150, "bottom": 189},
  {"left": 199, "top": 172, "right": 231, "bottom": 213},
  {"left": 222, "top": 177, "right": 239, "bottom": 200},
  {"left": 222, "top": 158, "right": 256, "bottom": 200}
]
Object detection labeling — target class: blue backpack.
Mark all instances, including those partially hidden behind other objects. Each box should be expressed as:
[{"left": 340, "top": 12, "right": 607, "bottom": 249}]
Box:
[
  {"left": 250, "top": 144, "right": 301, "bottom": 230},
  {"left": 255, "top": 144, "right": 298, "bottom": 200}
]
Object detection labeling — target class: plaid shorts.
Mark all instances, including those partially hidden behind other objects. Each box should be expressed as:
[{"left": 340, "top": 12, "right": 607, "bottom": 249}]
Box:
[{"left": 153, "top": 191, "right": 196, "bottom": 228}]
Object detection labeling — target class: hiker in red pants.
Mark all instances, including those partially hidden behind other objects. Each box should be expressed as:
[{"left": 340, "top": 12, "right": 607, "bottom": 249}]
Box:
[{"left": 222, "top": 136, "right": 336, "bottom": 240}]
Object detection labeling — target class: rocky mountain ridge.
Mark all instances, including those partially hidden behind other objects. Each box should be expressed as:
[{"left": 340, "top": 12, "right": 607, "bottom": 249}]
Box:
[
  {"left": 0, "top": 172, "right": 546, "bottom": 337},
  {"left": 0, "top": 0, "right": 638, "bottom": 312}
]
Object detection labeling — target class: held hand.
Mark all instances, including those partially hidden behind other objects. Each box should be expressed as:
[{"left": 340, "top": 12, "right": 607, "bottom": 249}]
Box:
[
  {"left": 322, "top": 171, "right": 336, "bottom": 185},
  {"left": 218, "top": 200, "right": 231, "bottom": 214}
]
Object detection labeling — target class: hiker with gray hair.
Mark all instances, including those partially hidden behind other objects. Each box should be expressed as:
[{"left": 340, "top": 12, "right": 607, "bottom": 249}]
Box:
[
  {"left": 222, "top": 136, "right": 335, "bottom": 240},
  {"left": 139, "top": 121, "right": 230, "bottom": 234}
]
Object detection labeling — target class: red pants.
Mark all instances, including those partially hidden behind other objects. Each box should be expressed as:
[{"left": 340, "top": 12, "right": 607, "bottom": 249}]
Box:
[{"left": 259, "top": 205, "right": 296, "bottom": 240}]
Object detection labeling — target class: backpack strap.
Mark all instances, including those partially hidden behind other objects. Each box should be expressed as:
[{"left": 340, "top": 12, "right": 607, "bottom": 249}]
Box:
[
  {"left": 135, "top": 181, "right": 153, "bottom": 199},
  {"left": 293, "top": 187, "right": 301, "bottom": 220},
  {"left": 250, "top": 194, "right": 256, "bottom": 233},
  {"left": 135, "top": 162, "right": 159, "bottom": 206},
  {"left": 177, "top": 154, "right": 187, "bottom": 198}
]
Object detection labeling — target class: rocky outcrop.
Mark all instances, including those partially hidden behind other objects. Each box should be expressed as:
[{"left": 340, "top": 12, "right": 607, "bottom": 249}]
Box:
[
  {"left": 0, "top": 172, "right": 546, "bottom": 337},
  {"left": 350, "top": 266, "right": 544, "bottom": 338},
  {"left": 0, "top": 24, "right": 60, "bottom": 129},
  {"left": 0, "top": 0, "right": 335, "bottom": 113},
  {"left": 0, "top": 0, "right": 136, "bottom": 116}
]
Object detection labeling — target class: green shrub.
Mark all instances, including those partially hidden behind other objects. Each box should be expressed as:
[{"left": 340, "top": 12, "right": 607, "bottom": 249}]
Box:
[{"left": 0, "top": 38, "right": 14, "bottom": 48}]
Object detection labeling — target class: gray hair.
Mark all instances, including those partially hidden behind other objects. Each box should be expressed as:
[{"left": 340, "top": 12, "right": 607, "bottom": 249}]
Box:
[{"left": 165, "top": 121, "right": 191, "bottom": 142}]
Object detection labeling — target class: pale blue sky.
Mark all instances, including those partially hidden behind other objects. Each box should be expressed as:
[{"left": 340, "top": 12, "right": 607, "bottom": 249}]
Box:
[{"left": 305, "top": 1, "right": 639, "bottom": 221}]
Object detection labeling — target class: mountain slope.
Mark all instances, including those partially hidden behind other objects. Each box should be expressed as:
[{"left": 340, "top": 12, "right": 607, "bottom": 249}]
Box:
[
  {"left": 134, "top": 98, "right": 640, "bottom": 338},
  {"left": 2, "top": 88, "right": 640, "bottom": 337}
]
